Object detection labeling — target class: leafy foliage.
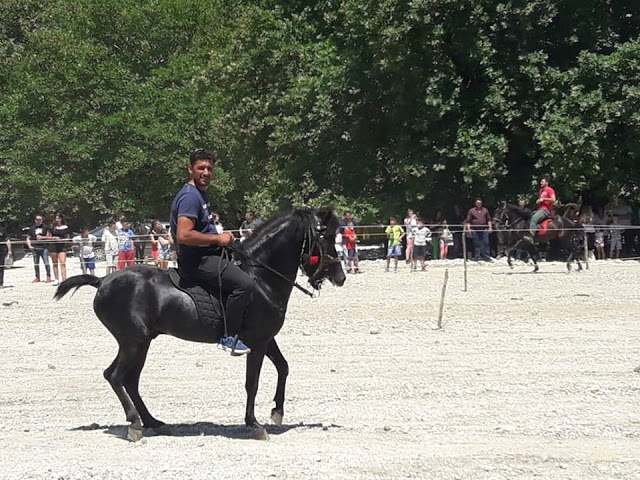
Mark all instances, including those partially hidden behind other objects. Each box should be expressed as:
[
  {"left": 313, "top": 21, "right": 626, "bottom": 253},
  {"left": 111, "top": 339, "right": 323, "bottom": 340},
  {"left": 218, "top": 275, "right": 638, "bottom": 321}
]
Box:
[{"left": 1, "top": 0, "right": 639, "bottom": 229}]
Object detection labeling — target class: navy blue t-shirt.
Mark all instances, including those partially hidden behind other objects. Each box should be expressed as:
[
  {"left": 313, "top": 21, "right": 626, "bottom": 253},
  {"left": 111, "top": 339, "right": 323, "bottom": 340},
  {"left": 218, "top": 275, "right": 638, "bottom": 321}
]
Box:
[{"left": 170, "top": 183, "right": 220, "bottom": 268}]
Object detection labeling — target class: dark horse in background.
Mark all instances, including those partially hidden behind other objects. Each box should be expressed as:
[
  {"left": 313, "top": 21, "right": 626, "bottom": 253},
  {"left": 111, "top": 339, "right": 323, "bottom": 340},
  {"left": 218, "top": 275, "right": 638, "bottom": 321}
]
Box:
[
  {"left": 493, "top": 202, "right": 584, "bottom": 272},
  {"left": 54, "top": 207, "right": 345, "bottom": 441}
]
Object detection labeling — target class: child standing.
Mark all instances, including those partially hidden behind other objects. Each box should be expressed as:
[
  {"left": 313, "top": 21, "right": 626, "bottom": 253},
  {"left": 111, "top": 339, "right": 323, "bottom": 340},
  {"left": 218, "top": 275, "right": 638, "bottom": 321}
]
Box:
[
  {"left": 334, "top": 231, "right": 347, "bottom": 271},
  {"left": 101, "top": 221, "right": 119, "bottom": 275},
  {"left": 412, "top": 220, "right": 431, "bottom": 271},
  {"left": 385, "top": 217, "right": 405, "bottom": 272},
  {"left": 345, "top": 221, "right": 360, "bottom": 273},
  {"left": 594, "top": 230, "right": 605, "bottom": 260},
  {"left": 439, "top": 220, "right": 453, "bottom": 260},
  {"left": 72, "top": 228, "right": 97, "bottom": 275},
  {"left": 609, "top": 215, "right": 622, "bottom": 259},
  {"left": 157, "top": 229, "right": 173, "bottom": 269},
  {"left": 117, "top": 219, "right": 136, "bottom": 270}
]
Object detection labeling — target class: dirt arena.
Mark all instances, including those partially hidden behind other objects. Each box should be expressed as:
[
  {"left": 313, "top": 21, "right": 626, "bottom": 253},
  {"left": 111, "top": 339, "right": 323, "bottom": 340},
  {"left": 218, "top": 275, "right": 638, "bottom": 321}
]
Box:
[{"left": 1, "top": 256, "right": 639, "bottom": 479}]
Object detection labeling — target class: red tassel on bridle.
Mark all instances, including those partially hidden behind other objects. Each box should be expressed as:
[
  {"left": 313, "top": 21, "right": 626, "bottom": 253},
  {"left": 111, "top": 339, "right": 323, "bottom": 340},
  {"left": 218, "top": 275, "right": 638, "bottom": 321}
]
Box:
[{"left": 310, "top": 256, "right": 319, "bottom": 265}]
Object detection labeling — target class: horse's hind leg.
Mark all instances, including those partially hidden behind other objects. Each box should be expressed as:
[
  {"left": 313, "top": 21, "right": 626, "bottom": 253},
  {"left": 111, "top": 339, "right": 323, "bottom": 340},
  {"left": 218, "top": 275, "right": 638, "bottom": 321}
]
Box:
[
  {"left": 123, "top": 341, "right": 170, "bottom": 435},
  {"left": 524, "top": 243, "right": 539, "bottom": 272},
  {"left": 266, "top": 339, "right": 289, "bottom": 426},
  {"left": 104, "top": 344, "right": 144, "bottom": 441}
]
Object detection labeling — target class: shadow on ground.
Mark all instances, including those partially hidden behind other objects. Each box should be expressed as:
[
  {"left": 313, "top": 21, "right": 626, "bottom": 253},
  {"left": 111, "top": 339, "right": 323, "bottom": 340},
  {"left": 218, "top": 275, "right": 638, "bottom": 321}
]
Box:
[{"left": 70, "top": 421, "right": 338, "bottom": 440}]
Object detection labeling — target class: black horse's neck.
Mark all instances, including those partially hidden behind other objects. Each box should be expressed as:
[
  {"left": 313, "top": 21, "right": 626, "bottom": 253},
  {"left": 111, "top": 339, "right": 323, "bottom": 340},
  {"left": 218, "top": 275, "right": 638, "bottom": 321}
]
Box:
[{"left": 239, "top": 209, "right": 314, "bottom": 304}]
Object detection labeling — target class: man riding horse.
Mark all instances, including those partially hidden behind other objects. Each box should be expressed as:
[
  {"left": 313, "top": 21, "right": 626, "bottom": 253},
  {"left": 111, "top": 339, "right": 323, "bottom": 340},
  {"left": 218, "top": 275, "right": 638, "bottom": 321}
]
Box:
[
  {"left": 529, "top": 175, "right": 557, "bottom": 238},
  {"left": 170, "top": 148, "right": 254, "bottom": 356}
]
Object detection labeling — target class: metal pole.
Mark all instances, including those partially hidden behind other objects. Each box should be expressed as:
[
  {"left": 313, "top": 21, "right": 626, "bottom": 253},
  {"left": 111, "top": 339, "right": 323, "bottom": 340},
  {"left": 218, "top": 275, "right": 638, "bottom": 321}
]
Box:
[{"left": 462, "top": 232, "right": 468, "bottom": 292}]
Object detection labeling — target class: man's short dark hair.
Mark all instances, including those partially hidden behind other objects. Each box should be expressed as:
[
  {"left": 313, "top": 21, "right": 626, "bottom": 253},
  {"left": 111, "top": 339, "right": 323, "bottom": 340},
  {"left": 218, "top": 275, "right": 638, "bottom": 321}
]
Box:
[
  {"left": 189, "top": 148, "right": 216, "bottom": 165},
  {"left": 541, "top": 175, "right": 551, "bottom": 183},
  {"left": 108, "top": 221, "right": 115, "bottom": 226},
  {"left": 475, "top": 198, "right": 483, "bottom": 203}
]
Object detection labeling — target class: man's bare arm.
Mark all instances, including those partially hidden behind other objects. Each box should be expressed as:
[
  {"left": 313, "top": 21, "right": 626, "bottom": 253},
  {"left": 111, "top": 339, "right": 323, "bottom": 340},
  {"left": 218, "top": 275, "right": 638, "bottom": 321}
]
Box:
[{"left": 176, "top": 216, "right": 233, "bottom": 247}]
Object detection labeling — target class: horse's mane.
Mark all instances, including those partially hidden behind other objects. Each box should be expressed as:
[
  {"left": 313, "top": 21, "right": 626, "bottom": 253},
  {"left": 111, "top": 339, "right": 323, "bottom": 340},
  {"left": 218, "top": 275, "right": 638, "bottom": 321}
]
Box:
[{"left": 239, "top": 207, "right": 338, "bottom": 255}]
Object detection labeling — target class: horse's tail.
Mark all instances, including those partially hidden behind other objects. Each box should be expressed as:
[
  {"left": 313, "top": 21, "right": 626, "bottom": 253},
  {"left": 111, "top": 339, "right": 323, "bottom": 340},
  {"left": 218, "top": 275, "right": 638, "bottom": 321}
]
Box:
[{"left": 53, "top": 275, "right": 102, "bottom": 301}]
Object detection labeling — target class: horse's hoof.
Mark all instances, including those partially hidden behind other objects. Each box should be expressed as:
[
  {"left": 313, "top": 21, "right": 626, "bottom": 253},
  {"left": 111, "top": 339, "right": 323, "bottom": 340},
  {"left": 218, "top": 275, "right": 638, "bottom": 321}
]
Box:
[
  {"left": 153, "top": 424, "right": 172, "bottom": 436},
  {"left": 250, "top": 427, "right": 269, "bottom": 441},
  {"left": 271, "top": 410, "right": 283, "bottom": 426},
  {"left": 128, "top": 426, "right": 143, "bottom": 442},
  {"left": 533, "top": 267, "right": 539, "bottom": 273}
]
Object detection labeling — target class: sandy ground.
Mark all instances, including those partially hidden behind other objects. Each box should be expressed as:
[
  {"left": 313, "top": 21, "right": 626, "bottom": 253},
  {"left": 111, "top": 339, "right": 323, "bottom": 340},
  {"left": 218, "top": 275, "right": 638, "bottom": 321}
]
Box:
[{"left": 0, "top": 255, "right": 639, "bottom": 479}]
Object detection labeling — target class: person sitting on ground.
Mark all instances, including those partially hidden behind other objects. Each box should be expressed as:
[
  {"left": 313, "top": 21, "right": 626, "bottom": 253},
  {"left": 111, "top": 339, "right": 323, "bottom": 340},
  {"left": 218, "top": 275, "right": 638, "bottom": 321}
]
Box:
[
  {"left": 412, "top": 220, "right": 430, "bottom": 271},
  {"left": 170, "top": 148, "right": 255, "bottom": 356},
  {"left": 529, "top": 175, "right": 556, "bottom": 238},
  {"left": 385, "top": 216, "right": 405, "bottom": 272},
  {"left": 72, "top": 227, "right": 97, "bottom": 275},
  {"left": 344, "top": 220, "right": 360, "bottom": 274}
]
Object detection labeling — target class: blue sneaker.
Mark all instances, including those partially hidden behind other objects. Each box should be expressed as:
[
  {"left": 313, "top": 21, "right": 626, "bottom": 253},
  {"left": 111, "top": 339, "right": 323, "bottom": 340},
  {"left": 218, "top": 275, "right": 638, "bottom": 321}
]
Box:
[{"left": 218, "top": 335, "right": 251, "bottom": 356}]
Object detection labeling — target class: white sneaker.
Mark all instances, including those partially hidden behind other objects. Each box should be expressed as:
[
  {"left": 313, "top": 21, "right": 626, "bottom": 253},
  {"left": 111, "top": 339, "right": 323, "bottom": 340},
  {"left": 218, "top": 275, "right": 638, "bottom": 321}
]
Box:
[{"left": 51, "top": 279, "right": 59, "bottom": 286}]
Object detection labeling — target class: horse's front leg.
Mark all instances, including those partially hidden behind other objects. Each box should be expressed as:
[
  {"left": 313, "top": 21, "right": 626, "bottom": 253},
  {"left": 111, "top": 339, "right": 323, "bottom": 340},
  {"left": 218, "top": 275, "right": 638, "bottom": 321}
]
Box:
[
  {"left": 266, "top": 339, "right": 289, "bottom": 426},
  {"left": 245, "top": 348, "right": 268, "bottom": 440}
]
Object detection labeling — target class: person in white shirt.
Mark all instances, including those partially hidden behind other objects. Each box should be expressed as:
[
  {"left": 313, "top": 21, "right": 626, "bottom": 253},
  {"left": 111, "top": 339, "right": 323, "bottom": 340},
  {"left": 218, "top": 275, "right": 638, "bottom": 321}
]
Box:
[
  {"left": 439, "top": 220, "right": 453, "bottom": 259},
  {"left": 404, "top": 209, "right": 418, "bottom": 265},
  {"left": 412, "top": 220, "right": 431, "bottom": 271},
  {"left": 101, "top": 221, "right": 119, "bottom": 275},
  {"left": 73, "top": 228, "right": 97, "bottom": 275},
  {"left": 334, "top": 232, "right": 347, "bottom": 271},
  {"left": 609, "top": 196, "right": 633, "bottom": 255}
]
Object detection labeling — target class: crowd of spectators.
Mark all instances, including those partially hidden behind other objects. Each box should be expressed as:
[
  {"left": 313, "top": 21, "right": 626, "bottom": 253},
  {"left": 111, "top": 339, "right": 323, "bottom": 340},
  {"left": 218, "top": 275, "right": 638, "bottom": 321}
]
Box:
[
  {"left": 335, "top": 195, "right": 640, "bottom": 271},
  {"left": 2, "top": 200, "right": 640, "bottom": 287}
]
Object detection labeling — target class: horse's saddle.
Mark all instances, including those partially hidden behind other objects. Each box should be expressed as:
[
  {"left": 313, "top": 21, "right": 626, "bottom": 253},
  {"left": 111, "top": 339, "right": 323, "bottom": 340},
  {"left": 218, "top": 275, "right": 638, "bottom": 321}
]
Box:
[
  {"left": 167, "top": 268, "right": 224, "bottom": 331},
  {"left": 538, "top": 218, "right": 553, "bottom": 235}
]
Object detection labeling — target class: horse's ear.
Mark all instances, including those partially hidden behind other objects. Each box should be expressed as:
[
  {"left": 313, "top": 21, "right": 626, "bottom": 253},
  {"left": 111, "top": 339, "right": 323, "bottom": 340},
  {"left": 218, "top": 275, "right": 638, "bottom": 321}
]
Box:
[{"left": 316, "top": 206, "right": 335, "bottom": 224}]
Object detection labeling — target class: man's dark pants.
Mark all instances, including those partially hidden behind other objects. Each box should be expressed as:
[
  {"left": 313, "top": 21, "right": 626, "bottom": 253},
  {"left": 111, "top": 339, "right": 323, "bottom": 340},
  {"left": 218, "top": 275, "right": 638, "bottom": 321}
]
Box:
[
  {"left": 33, "top": 248, "right": 51, "bottom": 279},
  {"left": 0, "top": 244, "right": 7, "bottom": 286},
  {"left": 472, "top": 230, "right": 491, "bottom": 260},
  {"left": 179, "top": 254, "right": 256, "bottom": 337}
]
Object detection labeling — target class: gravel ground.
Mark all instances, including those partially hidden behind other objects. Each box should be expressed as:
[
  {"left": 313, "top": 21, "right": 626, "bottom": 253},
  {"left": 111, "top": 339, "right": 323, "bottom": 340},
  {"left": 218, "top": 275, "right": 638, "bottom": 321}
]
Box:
[{"left": 1, "top": 256, "right": 639, "bottom": 479}]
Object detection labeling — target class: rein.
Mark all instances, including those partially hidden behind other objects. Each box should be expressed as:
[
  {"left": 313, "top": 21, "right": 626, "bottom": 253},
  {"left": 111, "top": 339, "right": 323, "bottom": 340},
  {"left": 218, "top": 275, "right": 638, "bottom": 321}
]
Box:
[{"left": 232, "top": 220, "right": 338, "bottom": 298}]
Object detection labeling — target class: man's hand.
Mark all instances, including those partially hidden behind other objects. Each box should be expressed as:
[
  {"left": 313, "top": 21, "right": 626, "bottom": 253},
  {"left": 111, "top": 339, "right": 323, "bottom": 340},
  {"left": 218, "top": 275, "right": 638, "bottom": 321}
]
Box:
[{"left": 217, "top": 231, "right": 235, "bottom": 247}]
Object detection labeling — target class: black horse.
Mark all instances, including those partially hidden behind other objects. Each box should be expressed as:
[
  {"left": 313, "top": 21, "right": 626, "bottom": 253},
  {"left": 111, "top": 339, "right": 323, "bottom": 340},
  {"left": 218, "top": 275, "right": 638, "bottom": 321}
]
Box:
[
  {"left": 493, "top": 202, "right": 584, "bottom": 272},
  {"left": 54, "top": 207, "right": 345, "bottom": 441}
]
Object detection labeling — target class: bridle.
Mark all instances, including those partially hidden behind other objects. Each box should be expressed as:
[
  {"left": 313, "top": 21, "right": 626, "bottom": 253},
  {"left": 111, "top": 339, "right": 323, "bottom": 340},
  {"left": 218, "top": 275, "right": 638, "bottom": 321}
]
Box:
[
  {"left": 233, "top": 215, "right": 340, "bottom": 298},
  {"left": 300, "top": 218, "right": 342, "bottom": 289}
]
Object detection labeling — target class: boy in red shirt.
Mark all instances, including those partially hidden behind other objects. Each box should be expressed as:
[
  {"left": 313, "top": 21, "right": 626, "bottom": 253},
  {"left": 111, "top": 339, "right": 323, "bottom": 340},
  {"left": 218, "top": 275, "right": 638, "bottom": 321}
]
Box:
[
  {"left": 529, "top": 175, "right": 557, "bottom": 237},
  {"left": 345, "top": 221, "right": 360, "bottom": 274}
]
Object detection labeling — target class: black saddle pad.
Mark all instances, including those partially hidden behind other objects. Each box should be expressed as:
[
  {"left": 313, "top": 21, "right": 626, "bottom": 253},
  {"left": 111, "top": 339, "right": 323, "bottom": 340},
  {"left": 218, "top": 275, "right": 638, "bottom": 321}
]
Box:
[{"left": 167, "top": 268, "right": 224, "bottom": 331}]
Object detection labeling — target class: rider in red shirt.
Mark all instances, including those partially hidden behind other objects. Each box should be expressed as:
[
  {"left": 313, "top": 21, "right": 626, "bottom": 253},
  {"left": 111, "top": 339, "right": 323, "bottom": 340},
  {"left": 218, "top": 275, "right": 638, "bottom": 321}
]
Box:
[{"left": 529, "top": 175, "right": 557, "bottom": 237}]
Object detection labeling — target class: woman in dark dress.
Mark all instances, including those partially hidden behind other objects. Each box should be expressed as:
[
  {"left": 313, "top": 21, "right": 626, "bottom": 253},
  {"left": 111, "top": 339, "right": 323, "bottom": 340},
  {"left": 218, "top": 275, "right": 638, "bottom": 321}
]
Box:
[
  {"left": 50, "top": 213, "right": 72, "bottom": 285},
  {"left": 0, "top": 226, "right": 12, "bottom": 288}
]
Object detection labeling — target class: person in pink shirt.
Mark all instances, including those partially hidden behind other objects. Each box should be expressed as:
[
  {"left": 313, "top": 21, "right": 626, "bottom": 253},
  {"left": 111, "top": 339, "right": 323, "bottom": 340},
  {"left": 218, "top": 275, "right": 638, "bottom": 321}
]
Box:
[{"left": 529, "top": 175, "right": 557, "bottom": 237}]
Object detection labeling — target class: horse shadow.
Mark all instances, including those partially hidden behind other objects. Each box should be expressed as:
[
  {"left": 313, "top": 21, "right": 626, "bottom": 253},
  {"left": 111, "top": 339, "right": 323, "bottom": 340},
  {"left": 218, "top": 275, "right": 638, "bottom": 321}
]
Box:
[
  {"left": 70, "top": 421, "right": 334, "bottom": 440},
  {"left": 491, "top": 271, "right": 567, "bottom": 276}
]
